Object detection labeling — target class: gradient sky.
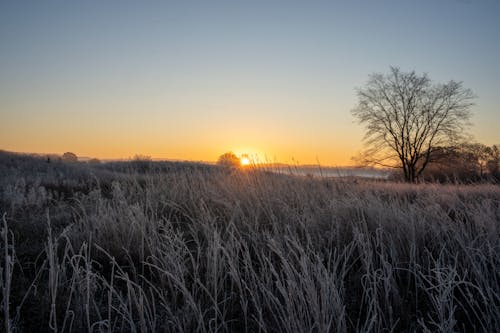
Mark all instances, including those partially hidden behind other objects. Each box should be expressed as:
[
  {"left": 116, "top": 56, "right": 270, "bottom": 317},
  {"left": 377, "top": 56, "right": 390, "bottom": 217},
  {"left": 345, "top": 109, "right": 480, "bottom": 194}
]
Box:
[{"left": 1, "top": 0, "right": 499, "bottom": 165}]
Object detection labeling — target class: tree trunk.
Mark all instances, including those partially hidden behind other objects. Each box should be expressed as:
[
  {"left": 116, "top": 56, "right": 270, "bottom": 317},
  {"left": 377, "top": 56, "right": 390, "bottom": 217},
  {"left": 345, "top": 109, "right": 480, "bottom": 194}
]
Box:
[{"left": 406, "top": 163, "right": 417, "bottom": 183}]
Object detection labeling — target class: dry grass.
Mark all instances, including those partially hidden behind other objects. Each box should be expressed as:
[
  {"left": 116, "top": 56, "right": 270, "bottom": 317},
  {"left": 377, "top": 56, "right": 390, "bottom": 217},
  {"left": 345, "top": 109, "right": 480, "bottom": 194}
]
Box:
[{"left": 1, "top": 154, "right": 499, "bottom": 332}]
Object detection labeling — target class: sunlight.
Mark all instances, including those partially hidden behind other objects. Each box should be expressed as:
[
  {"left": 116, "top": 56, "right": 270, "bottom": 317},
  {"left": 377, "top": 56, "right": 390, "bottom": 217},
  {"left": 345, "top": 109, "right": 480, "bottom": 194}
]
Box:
[{"left": 240, "top": 155, "right": 250, "bottom": 166}]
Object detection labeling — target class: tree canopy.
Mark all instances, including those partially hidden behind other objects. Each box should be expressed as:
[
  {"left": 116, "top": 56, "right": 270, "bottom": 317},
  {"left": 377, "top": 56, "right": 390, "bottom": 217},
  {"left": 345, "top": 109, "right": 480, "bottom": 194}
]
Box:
[
  {"left": 217, "top": 152, "right": 241, "bottom": 169},
  {"left": 352, "top": 67, "right": 475, "bottom": 182},
  {"left": 62, "top": 152, "right": 78, "bottom": 163}
]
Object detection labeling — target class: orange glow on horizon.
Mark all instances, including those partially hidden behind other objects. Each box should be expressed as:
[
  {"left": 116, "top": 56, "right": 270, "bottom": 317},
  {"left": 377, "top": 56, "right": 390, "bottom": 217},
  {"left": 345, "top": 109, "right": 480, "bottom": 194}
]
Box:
[
  {"left": 0, "top": 141, "right": 360, "bottom": 166},
  {"left": 240, "top": 155, "right": 250, "bottom": 166}
]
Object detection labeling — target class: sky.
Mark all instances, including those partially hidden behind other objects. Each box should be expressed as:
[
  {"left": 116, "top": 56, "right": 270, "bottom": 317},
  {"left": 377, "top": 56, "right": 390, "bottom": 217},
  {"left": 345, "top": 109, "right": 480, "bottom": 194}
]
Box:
[{"left": 1, "top": 0, "right": 499, "bottom": 165}]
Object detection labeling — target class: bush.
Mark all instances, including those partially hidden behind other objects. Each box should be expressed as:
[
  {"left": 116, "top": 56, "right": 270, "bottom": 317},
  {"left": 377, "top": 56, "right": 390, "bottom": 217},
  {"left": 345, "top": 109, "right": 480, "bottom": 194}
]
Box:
[
  {"left": 62, "top": 152, "right": 78, "bottom": 163},
  {"left": 217, "top": 151, "right": 241, "bottom": 169}
]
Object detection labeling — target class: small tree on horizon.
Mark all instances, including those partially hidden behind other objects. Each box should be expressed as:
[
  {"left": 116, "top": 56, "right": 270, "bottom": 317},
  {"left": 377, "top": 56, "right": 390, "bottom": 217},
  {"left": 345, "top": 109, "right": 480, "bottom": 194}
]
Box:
[
  {"left": 217, "top": 152, "right": 241, "bottom": 169},
  {"left": 62, "top": 152, "right": 78, "bottom": 163},
  {"left": 352, "top": 67, "right": 475, "bottom": 182}
]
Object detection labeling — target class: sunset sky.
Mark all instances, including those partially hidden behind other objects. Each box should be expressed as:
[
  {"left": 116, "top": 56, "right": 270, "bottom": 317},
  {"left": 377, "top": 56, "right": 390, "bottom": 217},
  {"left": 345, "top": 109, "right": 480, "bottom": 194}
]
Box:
[{"left": 1, "top": 1, "right": 499, "bottom": 165}]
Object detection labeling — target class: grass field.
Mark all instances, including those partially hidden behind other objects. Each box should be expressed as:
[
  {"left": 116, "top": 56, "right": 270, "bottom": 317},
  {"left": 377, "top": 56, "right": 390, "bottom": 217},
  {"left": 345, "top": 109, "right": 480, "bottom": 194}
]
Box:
[{"left": 1, "top": 152, "right": 499, "bottom": 332}]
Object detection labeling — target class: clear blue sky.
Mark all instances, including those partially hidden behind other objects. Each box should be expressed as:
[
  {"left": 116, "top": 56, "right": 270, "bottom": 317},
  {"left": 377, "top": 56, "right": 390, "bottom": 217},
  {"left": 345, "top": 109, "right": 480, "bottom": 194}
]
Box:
[{"left": 1, "top": 0, "right": 499, "bottom": 164}]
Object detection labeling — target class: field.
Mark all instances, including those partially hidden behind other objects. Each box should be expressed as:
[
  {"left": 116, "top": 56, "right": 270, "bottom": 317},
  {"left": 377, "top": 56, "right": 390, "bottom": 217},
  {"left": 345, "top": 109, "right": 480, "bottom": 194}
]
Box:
[{"left": 1, "top": 152, "right": 499, "bottom": 332}]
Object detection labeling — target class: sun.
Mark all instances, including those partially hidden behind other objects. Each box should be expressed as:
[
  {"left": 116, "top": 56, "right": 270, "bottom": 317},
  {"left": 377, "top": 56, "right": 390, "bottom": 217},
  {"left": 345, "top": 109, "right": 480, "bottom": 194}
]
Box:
[{"left": 240, "top": 155, "right": 250, "bottom": 166}]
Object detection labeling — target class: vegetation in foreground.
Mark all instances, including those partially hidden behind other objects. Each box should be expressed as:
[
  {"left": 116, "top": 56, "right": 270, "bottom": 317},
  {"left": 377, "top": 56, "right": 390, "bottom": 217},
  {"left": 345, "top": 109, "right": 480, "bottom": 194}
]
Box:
[{"left": 1, "top": 152, "right": 499, "bottom": 332}]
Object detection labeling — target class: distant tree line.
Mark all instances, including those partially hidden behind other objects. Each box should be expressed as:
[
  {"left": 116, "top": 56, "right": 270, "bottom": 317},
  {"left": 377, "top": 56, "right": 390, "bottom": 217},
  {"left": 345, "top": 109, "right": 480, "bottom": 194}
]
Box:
[{"left": 421, "top": 143, "right": 500, "bottom": 182}]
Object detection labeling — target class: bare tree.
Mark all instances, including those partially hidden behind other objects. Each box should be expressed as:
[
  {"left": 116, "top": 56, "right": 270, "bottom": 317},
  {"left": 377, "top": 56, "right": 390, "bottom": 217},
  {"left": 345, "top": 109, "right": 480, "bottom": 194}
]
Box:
[{"left": 352, "top": 67, "right": 475, "bottom": 182}]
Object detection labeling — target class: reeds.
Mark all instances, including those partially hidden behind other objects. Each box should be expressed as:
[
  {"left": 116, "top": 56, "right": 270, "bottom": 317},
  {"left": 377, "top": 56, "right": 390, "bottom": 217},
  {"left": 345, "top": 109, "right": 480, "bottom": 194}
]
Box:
[{"left": 0, "top": 160, "right": 499, "bottom": 332}]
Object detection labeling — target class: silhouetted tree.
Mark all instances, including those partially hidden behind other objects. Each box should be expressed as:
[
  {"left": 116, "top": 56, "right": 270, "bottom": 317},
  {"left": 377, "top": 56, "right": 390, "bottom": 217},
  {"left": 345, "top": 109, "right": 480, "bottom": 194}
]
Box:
[
  {"left": 62, "top": 152, "right": 78, "bottom": 163},
  {"left": 485, "top": 145, "right": 499, "bottom": 177},
  {"left": 352, "top": 67, "right": 475, "bottom": 182},
  {"left": 217, "top": 152, "right": 240, "bottom": 169},
  {"left": 133, "top": 154, "right": 152, "bottom": 162},
  {"left": 132, "top": 154, "right": 152, "bottom": 172},
  {"left": 464, "top": 143, "right": 496, "bottom": 177}
]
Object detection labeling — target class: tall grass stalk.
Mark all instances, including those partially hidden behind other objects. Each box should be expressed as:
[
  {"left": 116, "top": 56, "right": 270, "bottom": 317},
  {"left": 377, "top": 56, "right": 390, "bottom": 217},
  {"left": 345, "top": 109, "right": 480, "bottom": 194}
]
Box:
[{"left": 1, "top": 213, "right": 14, "bottom": 333}]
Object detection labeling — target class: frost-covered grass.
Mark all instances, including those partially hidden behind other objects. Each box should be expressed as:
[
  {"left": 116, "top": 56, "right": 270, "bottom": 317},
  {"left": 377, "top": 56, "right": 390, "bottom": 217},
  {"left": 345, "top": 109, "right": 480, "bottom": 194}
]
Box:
[{"left": 1, "top": 152, "right": 499, "bottom": 332}]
